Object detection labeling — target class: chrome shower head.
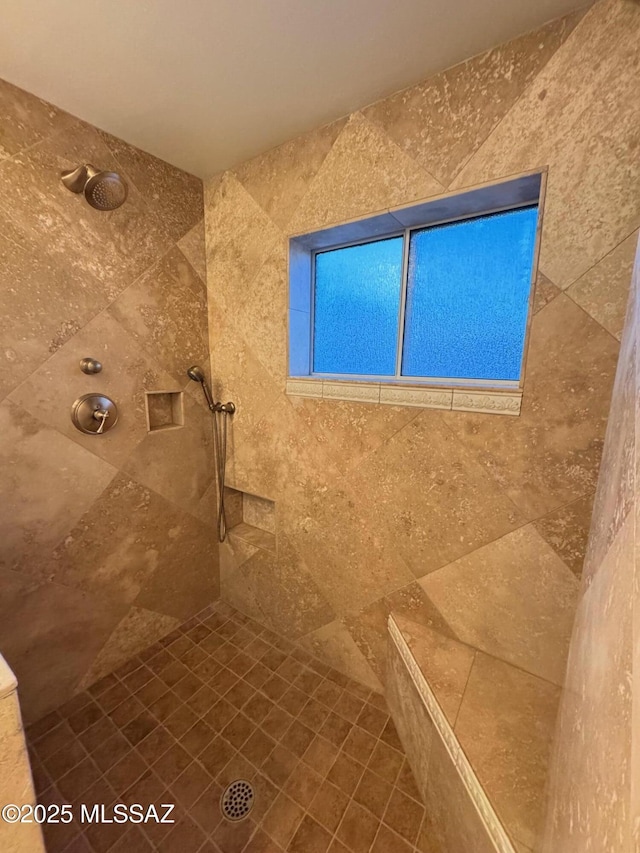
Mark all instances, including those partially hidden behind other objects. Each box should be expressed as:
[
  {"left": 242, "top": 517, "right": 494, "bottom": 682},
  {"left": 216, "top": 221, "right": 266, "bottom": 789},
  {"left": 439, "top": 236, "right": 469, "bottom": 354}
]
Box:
[{"left": 61, "top": 164, "right": 128, "bottom": 210}]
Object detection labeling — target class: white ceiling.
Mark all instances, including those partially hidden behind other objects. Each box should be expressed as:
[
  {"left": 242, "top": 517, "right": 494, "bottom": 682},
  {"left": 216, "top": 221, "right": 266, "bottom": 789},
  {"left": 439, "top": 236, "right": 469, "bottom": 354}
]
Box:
[{"left": 0, "top": 0, "right": 585, "bottom": 178}]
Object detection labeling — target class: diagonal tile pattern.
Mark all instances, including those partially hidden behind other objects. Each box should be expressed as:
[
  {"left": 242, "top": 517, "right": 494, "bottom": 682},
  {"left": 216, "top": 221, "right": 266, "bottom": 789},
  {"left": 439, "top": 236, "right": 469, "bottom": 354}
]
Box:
[
  {"left": 362, "top": 11, "right": 585, "bottom": 188},
  {"left": 207, "top": 0, "right": 638, "bottom": 708},
  {"left": 27, "top": 602, "right": 434, "bottom": 853},
  {"left": 0, "top": 76, "right": 218, "bottom": 724}
]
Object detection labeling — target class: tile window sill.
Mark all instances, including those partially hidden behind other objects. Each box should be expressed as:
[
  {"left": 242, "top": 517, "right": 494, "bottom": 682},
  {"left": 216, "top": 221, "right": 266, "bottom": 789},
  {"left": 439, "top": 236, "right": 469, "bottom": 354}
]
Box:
[{"left": 286, "top": 378, "right": 522, "bottom": 416}]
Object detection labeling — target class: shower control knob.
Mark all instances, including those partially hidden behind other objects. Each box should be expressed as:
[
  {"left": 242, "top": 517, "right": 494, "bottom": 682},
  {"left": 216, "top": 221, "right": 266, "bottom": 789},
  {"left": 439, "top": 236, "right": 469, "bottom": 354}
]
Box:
[{"left": 71, "top": 394, "right": 118, "bottom": 435}]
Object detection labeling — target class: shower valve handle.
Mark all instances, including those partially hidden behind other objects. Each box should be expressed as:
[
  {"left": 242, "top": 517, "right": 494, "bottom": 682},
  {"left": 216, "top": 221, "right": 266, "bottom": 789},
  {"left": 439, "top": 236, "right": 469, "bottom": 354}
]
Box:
[{"left": 93, "top": 408, "right": 110, "bottom": 434}]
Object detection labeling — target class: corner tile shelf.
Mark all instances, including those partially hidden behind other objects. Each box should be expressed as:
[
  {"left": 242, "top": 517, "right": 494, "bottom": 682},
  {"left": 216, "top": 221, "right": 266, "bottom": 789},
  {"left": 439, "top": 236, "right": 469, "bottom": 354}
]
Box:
[
  {"left": 145, "top": 391, "right": 184, "bottom": 432},
  {"left": 286, "top": 379, "right": 522, "bottom": 416},
  {"left": 225, "top": 487, "right": 276, "bottom": 554}
]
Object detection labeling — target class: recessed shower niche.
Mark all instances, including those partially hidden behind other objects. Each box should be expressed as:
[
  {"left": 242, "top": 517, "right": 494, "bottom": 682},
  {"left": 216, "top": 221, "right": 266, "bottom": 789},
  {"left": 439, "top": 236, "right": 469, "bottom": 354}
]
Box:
[
  {"left": 145, "top": 390, "right": 184, "bottom": 433},
  {"left": 224, "top": 487, "right": 276, "bottom": 553}
]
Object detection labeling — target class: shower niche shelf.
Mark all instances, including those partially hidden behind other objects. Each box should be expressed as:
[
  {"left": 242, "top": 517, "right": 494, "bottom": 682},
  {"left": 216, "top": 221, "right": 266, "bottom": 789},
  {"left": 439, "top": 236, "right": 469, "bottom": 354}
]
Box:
[
  {"left": 225, "top": 487, "right": 276, "bottom": 553},
  {"left": 145, "top": 391, "right": 184, "bottom": 433}
]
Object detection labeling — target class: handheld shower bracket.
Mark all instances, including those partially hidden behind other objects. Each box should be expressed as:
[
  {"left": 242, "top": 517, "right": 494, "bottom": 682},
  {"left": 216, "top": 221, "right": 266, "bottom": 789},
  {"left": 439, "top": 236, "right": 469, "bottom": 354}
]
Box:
[{"left": 187, "top": 366, "right": 235, "bottom": 543}]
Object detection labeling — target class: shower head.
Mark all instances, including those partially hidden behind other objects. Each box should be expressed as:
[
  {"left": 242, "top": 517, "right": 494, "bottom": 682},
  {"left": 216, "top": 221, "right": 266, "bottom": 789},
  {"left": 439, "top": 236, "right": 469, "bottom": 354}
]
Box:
[
  {"left": 61, "top": 164, "right": 128, "bottom": 210},
  {"left": 187, "top": 365, "right": 206, "bottom": 383},
  {"left": 187, "top": 365, "right": 215, "bottom": 410}
]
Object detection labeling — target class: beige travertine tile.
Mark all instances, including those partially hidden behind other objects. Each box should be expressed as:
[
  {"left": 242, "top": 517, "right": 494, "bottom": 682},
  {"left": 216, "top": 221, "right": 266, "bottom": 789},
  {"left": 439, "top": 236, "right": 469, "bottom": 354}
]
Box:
[
  {"left": 343, "top": 599, "right": 391, "bottom": 684},
  {"left": 230, "top": 238, "right": 289, "bottom": 386},
  {"left": 0, "top": 568, "right": 125, "bottom": 723},
  {"left": 345, "top": 583, "right": 456, "bottom": 684},
  {"left": 9, "top": 311, "right": 180, "bottom": 469},
  {"left": 237, "top": 534, "right": 336, "bottom": 639},
  {"left": 232, "top": 118, "right": 347, "bottom": 230},
  {"left": 298, "top": 621, "right": 382, "bottom": 693},
  {"left": 224, "top": 487, "right": 244, "bottom": 528},
  {"left": 121, "top": 392, "right": 214, "bottom": 517},
  {"left": 204, "top": 172, "right": 282, "bottom": 315},
  {"left": 385, "top": 634, "right": 436, "bottom": 802},
  {"left": 533, "top": 493, "right": 594, "bottom": 579},
  {"left": 208, "top": 296, "right": 282, "bottom": 423},
  {"left": 454, "top": 652, "right": 560, "bottom": 849},
  {"left": 177, "top": 218, "right": 207, "bottom": 283},
  {"left": 0, "top": 213, "right": 109, "bottom": 402},
  {"left": 0, "top": 119, "right": 168, "bottom": 299},
  {"left": 229, "top": 522, "right": 276, "bottom": 554},
  {"left": 0, "top": 78, "right": 68, "bottom": 160},
  {"left": 219, "top": 559, "right": 266, "bottom": 626},
  {"left": 532, "top": 271, "right": 561, "bottom": 315},
  {"left": 442, "top": 295, "right": 619, "bottom": 520},
  {"left": 107, "top": 245, "right": 209, "bottom": 384},
  {"left": 289, "top": 396, "right": 418, "bottom": 476},
  {"left": 98, "top": 128, "right": 203, "bottom": 243},
  {"left": 218, "top": 531, "right": 265, "bottom": 624},
  {"left": 567, "top": 228, "right": 638, "bottom": 341},
  {"left": 420, "top": 524, "right": 578, "bottom": 686},
  {"left": 227, "top": 392, "right": 341, "bottom": 501},
  {"left": 0, "top": 79, "right": 213, "bottom": 726},
  {"left": 220, "top": 531, "right": 258, "bottom": 573},
  {"left": 194, "top": 478, "right": 219, "bottom": 530},
  {"left": 581, "top": 262, "right": 636, "bottom": 582},
  {"left": 540, "top": 237, "right": 638, "bottom": 850},
  {"left": 79, "top": 607, "right": 181, "bottom": 689},
  {"left": 288, "top": 112, "right": 443, "bottom": 234},
  {"left": 418, "top": 737, "right": 501, "bottom": 853},
  {"left": 281, "top": 478, "right": 415, "bottom": 616},
  {"left": 242, "top": 492, "right": 276, "bottom": 535},
  {"left": 391, "top": 615, "right": 475, "bottom": 726},
  {"left": 0, "top": 400, "right": 117, "bottom": 574},
  {"left": 350, "top": 410, "right": 523, "bottom": 576},
  {"left": 133, "top": 511, "right": 219, "bottom": 620},
  {"left": 363, "top": 11, "right": 582, "bottom": 188},
  {"left": 452, "top": 0, "right": 640, "bottom": 288},
  {"left": 0, "top": 671, "right": 45, "bottom": 851},
  {"left": 541, "top": 511, "right": 633, "bottom": 852},
  {"left": 28, "top": 474, "right": 216, "bottom": 609}
]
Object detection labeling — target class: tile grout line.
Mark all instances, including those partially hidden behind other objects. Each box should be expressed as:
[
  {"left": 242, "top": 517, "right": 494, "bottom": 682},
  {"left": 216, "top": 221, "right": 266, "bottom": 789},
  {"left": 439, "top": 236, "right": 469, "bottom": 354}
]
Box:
[{"left": 30, "top": 605, "right": 422, "bottom": 843}]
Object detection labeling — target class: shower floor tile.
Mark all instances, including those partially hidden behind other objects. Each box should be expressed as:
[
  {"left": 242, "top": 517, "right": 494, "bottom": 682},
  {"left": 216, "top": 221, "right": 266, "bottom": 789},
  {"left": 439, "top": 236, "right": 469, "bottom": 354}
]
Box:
[{"left": 26, "top": 602, "right": 430, "bottom": 853}]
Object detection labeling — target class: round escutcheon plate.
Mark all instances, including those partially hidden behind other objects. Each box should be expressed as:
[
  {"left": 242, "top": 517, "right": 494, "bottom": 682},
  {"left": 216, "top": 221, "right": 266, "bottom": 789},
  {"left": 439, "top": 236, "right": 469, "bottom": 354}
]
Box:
[{"left": 71, "top": 393, "right": 118, "bottom": 435}]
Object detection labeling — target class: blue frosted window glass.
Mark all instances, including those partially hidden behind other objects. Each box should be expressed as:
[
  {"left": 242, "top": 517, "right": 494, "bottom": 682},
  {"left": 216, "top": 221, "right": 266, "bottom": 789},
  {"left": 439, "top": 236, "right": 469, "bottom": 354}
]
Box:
[
  {"left": 313, "top": 237, "right": 403, "bottom": 375},
  {"left": 401, "top": 206, "right": 538, "bottom": 381}
]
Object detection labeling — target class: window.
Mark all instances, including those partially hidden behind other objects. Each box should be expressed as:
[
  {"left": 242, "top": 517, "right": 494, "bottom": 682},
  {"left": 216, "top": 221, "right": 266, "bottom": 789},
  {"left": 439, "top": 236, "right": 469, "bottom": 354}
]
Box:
[{"left": 289, "top": 172, "right": 543, "bottom": 399}]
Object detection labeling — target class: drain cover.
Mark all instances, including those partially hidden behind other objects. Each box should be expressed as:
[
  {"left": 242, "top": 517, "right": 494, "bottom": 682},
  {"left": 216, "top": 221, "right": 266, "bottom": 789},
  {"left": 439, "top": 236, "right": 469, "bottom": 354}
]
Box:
[{"left": 220, "top": 779, "right": 254, "bottom": 821}]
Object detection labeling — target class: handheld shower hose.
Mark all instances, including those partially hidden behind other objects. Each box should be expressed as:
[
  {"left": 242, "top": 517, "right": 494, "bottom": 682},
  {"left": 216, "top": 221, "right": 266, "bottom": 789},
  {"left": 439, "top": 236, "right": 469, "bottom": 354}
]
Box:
[{"left": 187, "top": 366, "right": 236, "bottom": 542}]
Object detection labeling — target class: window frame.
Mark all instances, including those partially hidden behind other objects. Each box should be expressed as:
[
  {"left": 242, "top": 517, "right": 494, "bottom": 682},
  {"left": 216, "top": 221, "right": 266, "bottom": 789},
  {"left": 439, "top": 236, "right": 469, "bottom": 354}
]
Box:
[{"left": 289, "top": 170, "right": 546, "bottom": 395}]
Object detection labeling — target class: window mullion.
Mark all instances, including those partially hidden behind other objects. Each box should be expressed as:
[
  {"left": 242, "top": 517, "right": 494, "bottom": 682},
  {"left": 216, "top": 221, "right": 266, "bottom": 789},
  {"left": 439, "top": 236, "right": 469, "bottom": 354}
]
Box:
[{"left": 394, "top": 228, "right": 411, "bottom": 378}]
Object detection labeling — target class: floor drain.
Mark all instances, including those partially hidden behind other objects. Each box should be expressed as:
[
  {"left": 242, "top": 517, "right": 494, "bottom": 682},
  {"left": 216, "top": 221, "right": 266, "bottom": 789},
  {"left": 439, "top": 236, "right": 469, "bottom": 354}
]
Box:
[{"left": 220, "top": 779, "right": 254, "bottom": 821}]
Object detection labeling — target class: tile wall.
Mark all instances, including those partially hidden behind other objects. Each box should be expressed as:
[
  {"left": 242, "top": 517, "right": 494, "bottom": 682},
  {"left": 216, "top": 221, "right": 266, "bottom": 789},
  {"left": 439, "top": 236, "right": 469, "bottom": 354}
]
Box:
[
  {"left": 204, "top": 0, "right": 639, "bottom": 710},
  {"left": 539, "top": 235, "right": 639, "bottom": 848},
  {"left": 0, "top": 79, "right": 219, "bottom": 723}
]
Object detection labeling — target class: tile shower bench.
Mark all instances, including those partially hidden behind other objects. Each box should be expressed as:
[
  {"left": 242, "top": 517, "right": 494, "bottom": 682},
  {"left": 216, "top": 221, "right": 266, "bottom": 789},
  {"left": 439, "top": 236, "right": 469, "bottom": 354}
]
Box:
[{"left": 386, "top": 614, "right": 557, "bottom": 853}]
